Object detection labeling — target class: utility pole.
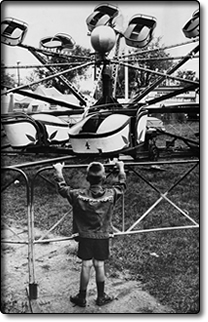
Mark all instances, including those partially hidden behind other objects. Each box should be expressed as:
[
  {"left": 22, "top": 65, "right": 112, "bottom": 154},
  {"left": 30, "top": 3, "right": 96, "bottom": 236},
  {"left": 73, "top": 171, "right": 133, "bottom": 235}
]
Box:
[
  {"left": 124, "top": 46, "right": 129, "bottom": 101},
  {"left": 17, "top": 60, "right": 21, "bottom": 86}
]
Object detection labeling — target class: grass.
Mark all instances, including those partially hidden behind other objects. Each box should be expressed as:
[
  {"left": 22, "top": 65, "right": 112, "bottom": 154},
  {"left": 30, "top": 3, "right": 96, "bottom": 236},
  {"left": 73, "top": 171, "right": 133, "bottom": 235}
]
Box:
[
  {"left": 1, "top": 153, "right": 199, "bottom": 313},
  {"left": 1, "top": 113, "right": 199, "bottom": 315},
  {"left": 1, "top": 298, "right": 30, "bottom": 314}
]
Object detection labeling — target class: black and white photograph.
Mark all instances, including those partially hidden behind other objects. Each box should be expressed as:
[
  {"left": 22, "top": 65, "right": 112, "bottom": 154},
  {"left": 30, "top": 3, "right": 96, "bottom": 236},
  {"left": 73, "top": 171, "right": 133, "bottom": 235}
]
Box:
[{"left": 1, "top": 0, "right": 200, "bottom": 315}]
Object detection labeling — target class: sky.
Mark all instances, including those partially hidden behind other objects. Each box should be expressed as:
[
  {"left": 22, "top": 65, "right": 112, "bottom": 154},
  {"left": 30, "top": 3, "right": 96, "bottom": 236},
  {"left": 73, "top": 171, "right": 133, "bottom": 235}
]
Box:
[{"left": 1, "top": 0, "right": 200, "bottom": 84}]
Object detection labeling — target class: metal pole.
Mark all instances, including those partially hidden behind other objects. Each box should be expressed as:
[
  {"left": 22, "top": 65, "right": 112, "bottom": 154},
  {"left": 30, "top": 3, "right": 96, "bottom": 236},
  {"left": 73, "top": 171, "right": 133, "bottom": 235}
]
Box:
[
  {"left": 36, "top": 210, "right": 72, "bottom": 242},
  {"left": 1, "top": 55, "right": 199, "bottom": 69},
  {"left": 1, "top": 240, "right": 28, "bottom": 244},
  {"left": 122, "top": 38, "right": 199, "bottom": 59},
  {"left": 1, "top": 167, "right": 37, "bottom": 299},
  {"left": 116, "top": 60, "right": 199, "bottom": 87},
  {"left": 19, "top": 42, "right": 91, "bottom": 60},
  {"left": 2, "top": 87, "right": 83, "bottom": 110},
  {"left": 124, "top": 47, "right": 129, "bottom": 101},
  {"left": 161, "top": 194, "right": 199, "bottom": 226},
  {"left": 28, "top": 196, "right": 38, "bottom": 299},
  {"left": 127, "top": 194, "right": 165, "bottom": 232},
  {"left": 122, "top": 193, "right": 125, "bottom": 232},
  {"left": 4, "top": 158, "right": 198, "bottom": 171},
  {"left": 5, "top": 155, "right": 76, "bottom": 169},
  {"left": 16, "top": 61, "right": 21, "bottom": 86},
  {"left": 111, "top": 224, "right": 199, "bottom": 237},
  {"left": 28, "top": 47, "right": 89, "bottom": 106},
  {"left": 1, "top": 61, "right": 94, "bottom": 96},
  {"left": 128, "top": 44, "right": 199, "bottom": 104},
  {"left": 144, "top": 84, "right": 198, "bottom": 106}
]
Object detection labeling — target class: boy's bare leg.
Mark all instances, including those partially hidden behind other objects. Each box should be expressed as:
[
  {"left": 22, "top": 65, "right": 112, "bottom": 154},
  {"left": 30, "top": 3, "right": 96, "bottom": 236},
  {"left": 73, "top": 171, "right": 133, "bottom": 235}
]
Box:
[
  {"left": 70, "top": 259, "right": 92, "bottom": 306},
  {"left": 94, "top": 259, "right": 105, "bottom": 298},
  {"left": 94, "top": 259, "right": 105, "bottom": 283},
  {"left": 80, "top": 259, "right": 93, "bottom": 291},
  {"left": 93, "top": 260, "right": 105, "bottom": 294},
  {"left": 93, "top": 259, "right": 105, "bottom": 297},
  {"left": 93, "top": 259, "right": 113, "bottom": 305}
]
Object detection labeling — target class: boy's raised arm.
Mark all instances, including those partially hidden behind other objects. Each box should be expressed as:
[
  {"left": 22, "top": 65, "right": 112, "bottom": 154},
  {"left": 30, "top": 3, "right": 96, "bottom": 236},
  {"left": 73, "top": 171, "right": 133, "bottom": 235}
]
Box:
[
  {"left": 112, "top": 161, "right": 126, "bottom": 203},
  {"left": 53, "top": 162, "right": 65, "bottom": 182},
  {"left": 115, "top": 161, "right": 126, "bottom": 183},
  {"left": 53, "top": 162, "right": 73, "bottom": 202}
]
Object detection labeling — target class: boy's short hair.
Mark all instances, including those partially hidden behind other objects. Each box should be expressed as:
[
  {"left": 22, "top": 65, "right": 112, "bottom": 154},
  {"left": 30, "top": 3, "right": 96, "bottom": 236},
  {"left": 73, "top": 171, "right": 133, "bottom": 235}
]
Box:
[{"left": 86, "top": 162, "right": 106, "bottom": 184}]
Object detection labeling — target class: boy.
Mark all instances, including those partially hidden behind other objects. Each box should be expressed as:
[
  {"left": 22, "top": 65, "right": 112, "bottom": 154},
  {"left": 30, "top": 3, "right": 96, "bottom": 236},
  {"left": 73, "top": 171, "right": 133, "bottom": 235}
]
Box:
[{"left": 53, "top": 160, "right": 126, "bottom": 307}]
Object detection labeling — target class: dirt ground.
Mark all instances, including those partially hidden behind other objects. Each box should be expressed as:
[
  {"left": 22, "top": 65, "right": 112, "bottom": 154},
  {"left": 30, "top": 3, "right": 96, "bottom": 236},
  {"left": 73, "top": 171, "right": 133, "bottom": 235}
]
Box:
[{"left": 1, "top": 224, "right": 174, "bottom": 314}]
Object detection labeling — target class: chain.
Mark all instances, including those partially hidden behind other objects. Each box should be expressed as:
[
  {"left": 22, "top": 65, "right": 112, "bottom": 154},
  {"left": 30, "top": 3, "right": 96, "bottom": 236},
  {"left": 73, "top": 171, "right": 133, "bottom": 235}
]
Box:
[
  {"left": 112, "top": 34, "right": 122, "bottom": 97},
  {"left": 88, "top": 63, "right": 103, "bottom": 105}
]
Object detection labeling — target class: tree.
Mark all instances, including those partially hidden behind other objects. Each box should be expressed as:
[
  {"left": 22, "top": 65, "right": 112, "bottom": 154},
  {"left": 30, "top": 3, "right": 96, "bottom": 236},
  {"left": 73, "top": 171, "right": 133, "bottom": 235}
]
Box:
[
  {"left": 175, "top": 69, "right": 199, "bottom": 87},
  {"left": 23, "top": 71, "right": 43, "bottom": 91},
  {"left": 1, "top": 61, "right": 16, "bottom": 88},
  {"left": 33, "top": 45, "right": 91, "bottom": 93},
  {"left": 115, "top": 37, "right": 173, "bottom": 98}
]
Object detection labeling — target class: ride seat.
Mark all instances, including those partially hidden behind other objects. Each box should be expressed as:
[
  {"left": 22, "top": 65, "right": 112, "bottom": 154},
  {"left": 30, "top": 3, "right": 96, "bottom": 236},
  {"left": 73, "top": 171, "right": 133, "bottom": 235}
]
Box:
[
  {"left": 96, "top": 114, "right": 130, "bottom": 134},
  {"left": 124, "top": 14, "right": 156, "bottom": 48},
  {"left": 1, "top": 17, "right": 28, "bottom": 46},
  {"left": 1, "top": 114, "right": 43, "bottom": 148},
  {"left": 182, "top": 10, "right": 199, "bottom": 39},
  {"left": 135, "top": 107, "right": 148, "bottom": 144}
]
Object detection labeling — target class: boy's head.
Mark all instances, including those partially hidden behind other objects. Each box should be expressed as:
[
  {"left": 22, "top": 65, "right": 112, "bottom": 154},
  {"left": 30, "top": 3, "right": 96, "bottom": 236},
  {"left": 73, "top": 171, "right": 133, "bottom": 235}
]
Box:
[{"left": 86, "top": 162, "right": 106, "bottom": 185}]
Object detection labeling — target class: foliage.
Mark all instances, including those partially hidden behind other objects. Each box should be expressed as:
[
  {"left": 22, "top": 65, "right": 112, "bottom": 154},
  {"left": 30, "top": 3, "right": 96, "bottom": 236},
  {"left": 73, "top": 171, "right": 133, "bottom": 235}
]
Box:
[
  {"left": 1, "top": 61, "right": 16, "bottom": 88},
  {"left": 116, "top": 37, "right": 173, "bottom": 98},
  {"left": 33, "top": 45, "right": 91, "bottom": 93},
  {"left": 175, "top": 69, "right": 199, "bottom": 87},
  {"left": 1, "top": 123, "right": 199, "bottom": 314},
  {"left": 24, "top": 71, "right": 41, "bottom": 91}
]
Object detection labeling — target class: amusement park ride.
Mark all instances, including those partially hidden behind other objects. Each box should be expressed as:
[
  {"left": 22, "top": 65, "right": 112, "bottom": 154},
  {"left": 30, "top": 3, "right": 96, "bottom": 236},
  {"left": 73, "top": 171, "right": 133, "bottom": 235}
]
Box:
[
  {"left": 1, "top": 3, "right": 199, "bottom": 162},
  {"left": 1, "top": 4, "right": 199, "bottom": 303}
]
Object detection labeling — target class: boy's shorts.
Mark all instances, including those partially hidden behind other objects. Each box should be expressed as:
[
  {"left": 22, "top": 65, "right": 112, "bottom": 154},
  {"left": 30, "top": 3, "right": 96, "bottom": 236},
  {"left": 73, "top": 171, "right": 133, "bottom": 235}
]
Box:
[{"left": 77, "top": 237, "right": 109, "bottom": 261}]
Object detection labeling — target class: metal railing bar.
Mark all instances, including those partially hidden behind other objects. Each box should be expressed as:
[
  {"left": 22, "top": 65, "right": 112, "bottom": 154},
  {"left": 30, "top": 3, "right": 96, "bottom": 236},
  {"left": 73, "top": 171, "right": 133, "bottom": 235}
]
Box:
[
  {"left": 2, "top": 159, "right": 199, "bottom": 171},
  {"left": 129, "top": 166, "right": 161, "bottom": 194},
  {"left": 167, "top": 163, "right": 199, "bottom": 193},
  {"left": 38, "top": 173, "right": 56, "bottom": 187},
  {"left": 111, "top": 224, "right": 199, "bottom": 236},
  {"left": 1, "top": 240, "right": 28, "bottom": 244},
  {"left": 3, "top": 156, "right": 76, "bottom": 170},
  {"left": 34, "top": 233, "right": 78, "bottom": 244},
  {"left": 162, "top": 194, "right": 199, "bottom": 226},
  {"left": 127, "top": 195, "right": 165, "bottom": 232},
  {"left": 36, "top": 210, "right": 72, "bottom": 242},
  {"left": 1, "top": 222, "right": 24, "bottom": 240},
  {"left": 1, "top": 174, "right": 22, "bottom": 192}
]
